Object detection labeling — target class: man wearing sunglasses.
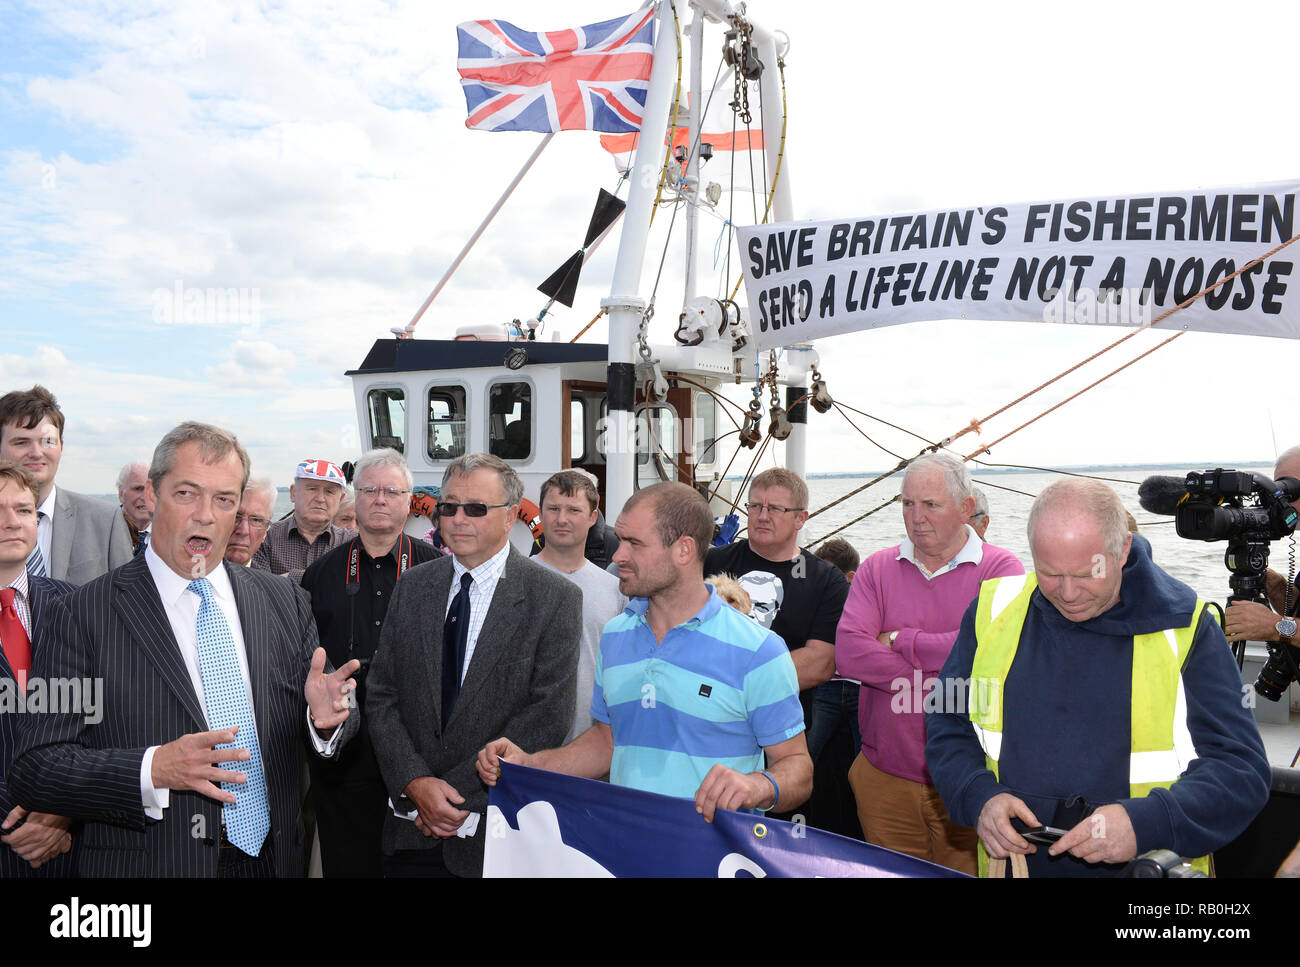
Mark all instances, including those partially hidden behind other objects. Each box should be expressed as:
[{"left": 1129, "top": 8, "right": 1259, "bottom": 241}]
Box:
[{"left": 362, "top": 452, "right": 581, "bottom": 877}]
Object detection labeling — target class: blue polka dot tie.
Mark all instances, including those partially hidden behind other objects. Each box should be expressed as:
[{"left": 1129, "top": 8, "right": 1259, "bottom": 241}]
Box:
[{"left": 189, "top": 577, "right": 269, "bottom": 856}]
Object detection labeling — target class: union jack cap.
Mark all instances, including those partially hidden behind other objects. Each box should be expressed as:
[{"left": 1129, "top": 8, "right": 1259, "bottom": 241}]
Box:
[{"left": 295, "top": 459, "right": 346, "bottom": 485}]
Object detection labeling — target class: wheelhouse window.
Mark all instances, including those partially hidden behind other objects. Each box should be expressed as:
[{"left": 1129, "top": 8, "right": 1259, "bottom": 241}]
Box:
[
  {"left": 570, "top": 399, "right": 586, "bottom": 463},
  {"left": 367, "top": 387, "right": 406, "bottom": 454},
  {"left": 636, "top": 402, "right": 677, "bottom": 489},
  {"left": 694, "top": 392, "right": 718, "bottom": 468},
  {"left": 427, "top": 385, "right": 467, "bottom": 461},
  {"left": 488, "top": 381, "right": 532, "bottom": 461}
]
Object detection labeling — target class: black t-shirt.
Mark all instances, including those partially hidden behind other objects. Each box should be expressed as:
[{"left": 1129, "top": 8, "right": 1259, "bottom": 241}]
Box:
[{"left": 704, "top": 540, "right": 850, "bottom": 654}]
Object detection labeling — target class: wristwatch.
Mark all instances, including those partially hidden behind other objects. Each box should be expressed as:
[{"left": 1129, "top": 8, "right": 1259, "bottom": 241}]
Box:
[{"left": 1275, "top": 617, "right": 1297, "bottom": 641}]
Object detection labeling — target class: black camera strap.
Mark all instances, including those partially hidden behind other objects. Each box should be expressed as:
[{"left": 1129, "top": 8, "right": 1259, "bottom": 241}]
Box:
[{"left": 345, "top": 536, "right": 414, "bottom": 658}]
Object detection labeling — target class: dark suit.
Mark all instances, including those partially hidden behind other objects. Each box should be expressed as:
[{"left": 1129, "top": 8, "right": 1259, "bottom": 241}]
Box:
[
  {"left": 365, "top": 547, "right": 581, "bottom": 877},
  {"left": 1, "top": 574, "right": 76, "bottom": 877},
  {"left": 10, "top": 554, "right": 341, "bottom": 877},
  {"left": 49, "top": 488, "right": 134, "bottom": 586}
]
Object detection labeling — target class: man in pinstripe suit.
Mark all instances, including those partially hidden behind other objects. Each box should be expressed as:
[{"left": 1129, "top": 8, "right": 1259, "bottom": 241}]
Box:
[
  {"left": 0, "top": 461, "right": 77, "bottom": 876},
  {"left": 10, "top": 422, "right": 359, "bottom": 877}
]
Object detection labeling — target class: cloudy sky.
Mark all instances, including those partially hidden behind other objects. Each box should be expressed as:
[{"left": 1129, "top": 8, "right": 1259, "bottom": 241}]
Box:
[{"left": 3, "top": 0, "right": 1298, "bottom": 495}]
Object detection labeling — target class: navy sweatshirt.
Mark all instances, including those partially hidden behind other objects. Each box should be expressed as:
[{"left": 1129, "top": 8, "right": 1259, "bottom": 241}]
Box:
[{"left": 926, "top": 535, "right": 1270, "bottom": 876}]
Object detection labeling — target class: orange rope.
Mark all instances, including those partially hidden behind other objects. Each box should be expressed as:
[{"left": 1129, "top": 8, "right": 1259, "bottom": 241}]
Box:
[
  {"left": 948, "top": 231, "right": 1300, "bottom": 449},
  {"left": 568, "top": 308, "right": 606, "bottom": 343}
]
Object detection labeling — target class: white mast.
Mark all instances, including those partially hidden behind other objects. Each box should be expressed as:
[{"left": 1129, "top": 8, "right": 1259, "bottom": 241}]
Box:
[{"left": 602, "top": 0, "right": 681, "bottom": 520}]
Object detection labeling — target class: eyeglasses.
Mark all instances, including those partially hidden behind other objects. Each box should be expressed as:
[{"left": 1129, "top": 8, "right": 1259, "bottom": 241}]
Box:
[
  {"left": 235, "top": 512, "right": 271, "bottom": 532},
  {"left": 745, "top": 502, "right": 803, "bottom": 516},
  {"left": 357, "top": 486, "right": 411, "bottom": 499},
  {"left": 436, "top": 501, "right": 510, "bottom": 518}
]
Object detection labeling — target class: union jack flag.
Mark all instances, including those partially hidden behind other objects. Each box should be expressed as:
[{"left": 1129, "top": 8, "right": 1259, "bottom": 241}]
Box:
[{"left": 456, "top": 4, "right": 656, "bottom": 134}]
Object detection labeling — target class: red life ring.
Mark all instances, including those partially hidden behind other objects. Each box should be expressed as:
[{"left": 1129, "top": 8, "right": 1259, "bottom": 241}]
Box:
[
  {"left": 516, "top": 498, "right": 544, "bottom": 543},
  {"left": 409, "top": 491, "right": 544, "bottom": 543}
]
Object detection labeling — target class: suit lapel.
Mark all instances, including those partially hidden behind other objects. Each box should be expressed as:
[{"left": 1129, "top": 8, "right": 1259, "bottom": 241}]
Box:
[
  {"left": 50, "top": 490, "right": 74, "bottom": 580},
  {"left": 452, "top": 549, "right": 526, "bottom": 723},
  {"left": 112, "top": 555, "right": 207, "bottom": 731}
]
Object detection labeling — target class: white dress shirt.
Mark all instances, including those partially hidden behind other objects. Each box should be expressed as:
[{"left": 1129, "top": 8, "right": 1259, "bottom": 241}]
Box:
[
  {"left": 139, "top": 547, "right": 256, "bottom": 817},
  {"left": 446, "top": 540, "right": 511, "bottom": 683}
]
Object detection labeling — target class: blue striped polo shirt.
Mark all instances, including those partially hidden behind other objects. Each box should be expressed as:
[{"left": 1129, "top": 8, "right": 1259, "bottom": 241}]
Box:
[{"left": 590, "top": 584, "right": 805, "bottom": 800}]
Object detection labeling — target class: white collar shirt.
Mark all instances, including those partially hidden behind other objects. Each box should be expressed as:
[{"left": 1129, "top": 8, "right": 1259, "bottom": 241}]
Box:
[
  {"left": 896, "top": 524, "right": 985, "bottom": 580},
  {"left": 447, "top": 541, "right": 511, "bottom": 684}
]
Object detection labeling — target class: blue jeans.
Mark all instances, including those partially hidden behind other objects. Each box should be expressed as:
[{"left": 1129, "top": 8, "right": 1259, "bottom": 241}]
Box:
[{"left": 807, "top": 679, "right": 861, "bottom": 762}]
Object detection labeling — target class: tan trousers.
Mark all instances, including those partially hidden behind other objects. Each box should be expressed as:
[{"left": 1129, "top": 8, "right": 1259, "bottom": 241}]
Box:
[{"left": 848, "top": 752, "right": 978, "bottom": 876}]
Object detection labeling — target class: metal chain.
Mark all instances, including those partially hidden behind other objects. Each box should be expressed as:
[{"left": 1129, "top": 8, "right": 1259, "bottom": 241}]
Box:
[
  {"left": 637, "top": 305, "right": 655, "bottom": 361},
  {"left": 728, "top": 17, "right": 754, "bottom": 123}
]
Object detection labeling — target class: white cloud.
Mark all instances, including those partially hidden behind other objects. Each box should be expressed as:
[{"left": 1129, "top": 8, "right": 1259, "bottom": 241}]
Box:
[{"left": 2, "top": 0, "right": 1298, "bottom": 497}]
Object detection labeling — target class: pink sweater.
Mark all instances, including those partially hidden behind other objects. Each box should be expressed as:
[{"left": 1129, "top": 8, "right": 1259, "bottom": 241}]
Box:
[{"left": 835, "top": 541, "right": 1023, "bottom": 784}]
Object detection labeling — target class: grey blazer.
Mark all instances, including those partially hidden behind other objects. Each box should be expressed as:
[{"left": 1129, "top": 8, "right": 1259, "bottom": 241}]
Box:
[
  {"left": 50, "top": 488, "right": 134, "bottom": 586},
  {"left": 364, "top": 546, "right": 581, "bottom": 876},
  {"left": 10, "top": 554, "right": 350, "bottom": 877}
]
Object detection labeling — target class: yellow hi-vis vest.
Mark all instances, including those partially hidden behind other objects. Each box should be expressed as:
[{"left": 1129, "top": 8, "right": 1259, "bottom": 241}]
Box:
[{"left": 968, "top": 573, "right": 1211, "bottom": 876}]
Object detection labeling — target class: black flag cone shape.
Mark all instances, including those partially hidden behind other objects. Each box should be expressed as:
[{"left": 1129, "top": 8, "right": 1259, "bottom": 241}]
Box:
[{"left": 538, "top": 189, "right": 626, "bottom": 307}]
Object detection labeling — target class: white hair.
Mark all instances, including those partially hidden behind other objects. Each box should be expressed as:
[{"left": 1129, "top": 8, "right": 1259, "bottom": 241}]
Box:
[
  {"left": 243, "top": 472, "right": 278, "bottom": 509},
  {"left": 354, "top": 447, "right": 413, "bottom": 491},
  {"left": 116, "top": 461, "right": 149, "bottom": 491},
  {"left": 905, "top": 452, "right": 972, "bottom": 505}
]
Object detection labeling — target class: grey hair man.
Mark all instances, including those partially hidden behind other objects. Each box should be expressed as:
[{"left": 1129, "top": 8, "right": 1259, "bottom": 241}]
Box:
[
  {"left": 837, "top": 451, "right": 1023, "bottom": 874},
  {"left": 11, "top": 421, "right": 359, "bottom": 876},
  {"left": 117, "top": 461, "right": 154, "bottom": 552},
  {"left": 927, "top": 477, "right": 1270, "bottom": 877},
  {"left": 968, "top": 486, "right": 990, "bottom": 540},
  {"left": 225, "top": 473, "right": 276, "bottom": 567},
  {"left": 361, "top": 452, "right": 581, "bottom": 877},
  {"left": 300, "top": 447, "right": 440, "bottom": 877}
]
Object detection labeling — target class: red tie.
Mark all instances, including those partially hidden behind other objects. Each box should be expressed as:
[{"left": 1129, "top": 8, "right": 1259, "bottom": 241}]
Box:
[{"left": 0, "top": 587, "right": 31, "bottom": 677}]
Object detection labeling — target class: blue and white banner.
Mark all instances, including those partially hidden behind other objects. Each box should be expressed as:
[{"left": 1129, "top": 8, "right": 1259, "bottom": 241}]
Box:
[{"left": 484, "top": 761, "right": 969, "bottom": 877}]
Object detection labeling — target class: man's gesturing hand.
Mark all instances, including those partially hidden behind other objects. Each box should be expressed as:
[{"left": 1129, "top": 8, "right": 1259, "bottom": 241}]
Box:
[
  {"left": 976, "top": 792, "right": 1040, "bottom": 858},
  {"left": 404, "top": 776, "right": 469, "bottom": 838},
  {"left": 150, "top": 727, "right": 250, "bottom": 803},
  {"left": 305, "top": 647, "right": 360, "bottom": 732},
  {"left": 475, "top": 737, "right": 528, "bottom": 787}
]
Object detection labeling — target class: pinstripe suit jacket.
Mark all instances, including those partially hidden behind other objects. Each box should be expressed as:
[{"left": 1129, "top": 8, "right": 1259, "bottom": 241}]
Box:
[
  {"left": 364, "top": 547, "right": 581, "bottom": 876},
  {"left": 1, "top": 574, "right": 77, "bottom": 877},
  {"left": 49, "top": 488, "right": 134, "bottom": 586},
  {"left": 10, "top": 554, "right": 337, "bottom": 877}
]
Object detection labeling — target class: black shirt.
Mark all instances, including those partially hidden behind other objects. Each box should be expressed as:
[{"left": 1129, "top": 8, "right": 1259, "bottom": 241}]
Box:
[
  {"left": 704, "top": 540, "right": 850, "bottom": 654},
  {"left": 300, "top": 535, "right": 441, "bottom": 677}
]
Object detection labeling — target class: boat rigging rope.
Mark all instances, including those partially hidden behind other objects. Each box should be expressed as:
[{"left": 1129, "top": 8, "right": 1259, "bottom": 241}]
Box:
[{"left": 953, "top": 230, "right": 1300, "bottom": 458}]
